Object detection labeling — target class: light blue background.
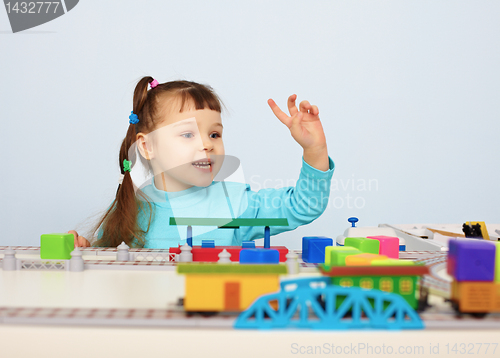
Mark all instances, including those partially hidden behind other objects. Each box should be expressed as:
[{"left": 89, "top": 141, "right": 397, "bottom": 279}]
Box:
[{"left": 1, "top": 1, "right": 499, "bottom": 248}]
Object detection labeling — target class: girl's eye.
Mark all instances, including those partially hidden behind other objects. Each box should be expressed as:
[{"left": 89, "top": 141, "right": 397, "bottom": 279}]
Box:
[
  {"left": 181, "top": 133, "right": 194, "bottom": 139},
  {"left": 210, "top": 132, "right": 221, "bottom": 139}
]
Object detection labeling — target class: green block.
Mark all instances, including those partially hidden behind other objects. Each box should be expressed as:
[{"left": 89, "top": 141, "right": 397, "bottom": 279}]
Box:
[
  {"left": 492, "top": 242, "right": 500, "bottom": 283},
  {"left": 177, "top": 263, "right": 287, "bottom": 274},
  {"left": 344, "top": 237, "right": 380, "bottom": 255},
  {"left": 40, "top": 233, "right": 74, "bottom": 260},
  {"left": 371, "top": 259, "right": 415, "bottom": 266},
  {"left": 325, "top": 246, "right": 361, "bottom": 266}
]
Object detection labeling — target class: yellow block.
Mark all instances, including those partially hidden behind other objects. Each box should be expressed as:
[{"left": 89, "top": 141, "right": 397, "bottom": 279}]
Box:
[
  {"left": 466, "top": 221, "right": 490, "bottom": 240},
  {"left": 184, "top": 274, "right": 280, "bottom": 312},
  {"left": 371, "top": 258, "right": 415, "bottom": 266},
  {"left": 491, "top": 242, "right": 500, "bottom": 283},
  {"left": 345, "top": 253, "right": 388, "bottom": 266}
]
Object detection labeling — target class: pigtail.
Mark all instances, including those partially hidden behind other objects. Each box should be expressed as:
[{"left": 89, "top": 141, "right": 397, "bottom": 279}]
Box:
[{"left": 93, "top": 77, "right": 155, "bottom": 247}]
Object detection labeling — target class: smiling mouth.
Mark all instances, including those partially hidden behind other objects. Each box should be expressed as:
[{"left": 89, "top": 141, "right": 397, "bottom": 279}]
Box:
[{"left": 192, "top": 160, "right": 212, "bottom": 169}]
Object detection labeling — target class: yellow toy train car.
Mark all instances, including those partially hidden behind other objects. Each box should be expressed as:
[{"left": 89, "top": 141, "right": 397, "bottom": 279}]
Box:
[{"left": 177, "top": 263, "right": 287, "bottom": 312}]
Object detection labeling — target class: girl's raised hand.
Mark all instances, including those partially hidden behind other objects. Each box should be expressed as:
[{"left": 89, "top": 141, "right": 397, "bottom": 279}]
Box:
[
  {"left": 267, "top": 94, "right": 327, "bottom": 152},
  {"left": 68, "top": 230, "right": 91, "bottom": 248}
]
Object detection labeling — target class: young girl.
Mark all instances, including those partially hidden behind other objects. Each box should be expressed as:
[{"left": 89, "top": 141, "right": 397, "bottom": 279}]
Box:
[{"left": 70, "top": 77, "right": 334, "bottom": 248}]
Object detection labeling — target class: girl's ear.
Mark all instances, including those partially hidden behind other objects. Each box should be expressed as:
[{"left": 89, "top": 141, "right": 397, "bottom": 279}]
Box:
[{"left": 136, "top": 133, "right": 154, "bottom": 160}]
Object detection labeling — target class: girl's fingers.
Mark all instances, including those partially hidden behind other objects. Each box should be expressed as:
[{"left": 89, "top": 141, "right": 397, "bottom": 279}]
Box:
[
  {"left": 268, "top": 99, "right": 291, "bottom": 127},
  {"left": 68, "top": 230, "right": 79, "bottom": 246},
  {"left": 291, "top": 111, "right": 303, "bottom": 130},
  {"left": 287, "top": 94, "right": 298, "bottom": 116},
  {"left": 76, "top": 236, "right": 90, "bottom": 247},
  {"left": 311, "top": 105, "right": 319, "bottom": 116},
  {"left": 79, "top": 236, "right": 91, "bottom": 247},
  {"left": 299, "top": 100, "right": 311, "bottom": 113}
]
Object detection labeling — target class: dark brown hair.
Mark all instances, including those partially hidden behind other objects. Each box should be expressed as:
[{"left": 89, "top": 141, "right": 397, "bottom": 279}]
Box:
[{"left": 92, "top": 77, "right": 223, "bottom": 247}]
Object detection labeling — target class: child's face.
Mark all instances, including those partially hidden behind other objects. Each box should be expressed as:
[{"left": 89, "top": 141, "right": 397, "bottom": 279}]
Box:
[{"left": 137, "top": 102, "right": 225, "bottom": 192}]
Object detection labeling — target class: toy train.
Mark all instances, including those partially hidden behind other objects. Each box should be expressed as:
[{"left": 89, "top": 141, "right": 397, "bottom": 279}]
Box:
[
  {"left": 177, "top": 235, "right": 430, "bottom": 329},
  {"left": 448, "top": 239, "right": 500, "bottom": 317}
]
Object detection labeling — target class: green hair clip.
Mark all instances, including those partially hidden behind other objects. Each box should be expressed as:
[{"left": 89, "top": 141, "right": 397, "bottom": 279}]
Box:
[{"left": 123, "top": 159, "right": 132, "bottom": 173}]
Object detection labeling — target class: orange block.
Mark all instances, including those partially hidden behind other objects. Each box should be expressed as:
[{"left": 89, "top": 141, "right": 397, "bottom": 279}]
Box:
[
  {"left": 453, "top": 281, "right": 497, "bottom": 313},
  {"left": 493, "top": 283, "right": 500, "bottom": 311},
  {"left": 345, "top": 253, "right": 388, "bottom": 266}
]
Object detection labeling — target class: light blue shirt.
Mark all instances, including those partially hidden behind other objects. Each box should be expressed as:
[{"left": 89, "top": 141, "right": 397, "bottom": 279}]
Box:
[{"left": 136, "top": 157, "right": 335, "bottom": 248}]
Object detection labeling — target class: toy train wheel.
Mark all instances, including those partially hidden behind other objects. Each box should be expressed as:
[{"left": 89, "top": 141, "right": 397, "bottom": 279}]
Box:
[
  {"left": 470, "top": 312, "right": 488, "bottom": 318},
  {"left": 449, "top": 300, "right": 487, "bottom": 318},
  {"left": 185, "top": 311, "right": 218, "bottom": 317},
  {"left": 198, "top": 311, "right": 218, "bottom": 317},
  {"left": 450, "top": 300, "right": 461, "bottom": 315},
  {"left": 417, "top": 286, "right": 430, "bottom": 312}
]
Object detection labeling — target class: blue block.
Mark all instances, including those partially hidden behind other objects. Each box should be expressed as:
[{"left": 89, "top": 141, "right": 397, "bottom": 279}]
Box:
[
  {"left": 242, "top": 241, "right": 256, "bottom": 248},
  {"left": 302, "top": 237, "right": 333, "bottom": 263},
  {"left": 239, "top": 249, "right": 279, "bottom": 264},
  {"left": 201, "top": 240, "right": 215, "bottom": 248}
]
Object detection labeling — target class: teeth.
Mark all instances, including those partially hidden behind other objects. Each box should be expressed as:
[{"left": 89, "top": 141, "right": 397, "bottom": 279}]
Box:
[{"left": 193, "top": 162, "right": 211, "bottom": 168}]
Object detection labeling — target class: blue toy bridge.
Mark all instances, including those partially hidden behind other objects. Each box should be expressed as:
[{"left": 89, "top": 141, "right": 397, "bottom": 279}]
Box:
[{"left": 234, "top": 277, "right": 424, "bottom": 330}]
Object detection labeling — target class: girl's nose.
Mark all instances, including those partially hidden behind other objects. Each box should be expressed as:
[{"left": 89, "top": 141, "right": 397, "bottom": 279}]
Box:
[{"left": 202, "top": 138, "right": 214, "bottom": 151}]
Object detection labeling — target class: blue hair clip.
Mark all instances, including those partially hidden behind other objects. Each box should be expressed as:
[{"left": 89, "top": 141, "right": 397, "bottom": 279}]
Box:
[{"left": 129, "top": 111, "right": 139, "bottom": 124}]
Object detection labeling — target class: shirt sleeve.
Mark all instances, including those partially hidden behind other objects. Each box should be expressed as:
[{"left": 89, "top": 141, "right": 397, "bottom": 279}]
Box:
[{"left": 234, "top": 156, "right": 335, "bottom": 244}]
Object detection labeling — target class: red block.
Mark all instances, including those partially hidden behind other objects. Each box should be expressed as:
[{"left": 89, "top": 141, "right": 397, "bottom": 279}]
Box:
[{"left": 169, "top": 245, "right": 288, "bottom": 262}]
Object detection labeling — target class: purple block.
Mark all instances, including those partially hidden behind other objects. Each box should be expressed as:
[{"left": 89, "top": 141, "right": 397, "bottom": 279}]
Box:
[{"left": 448, "top": 240, "right": 496, "bottom": 281}]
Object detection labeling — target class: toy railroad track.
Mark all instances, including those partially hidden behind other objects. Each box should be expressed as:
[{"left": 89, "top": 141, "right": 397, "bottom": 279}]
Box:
[{"left": 1, "top": 305, "right": 499, "bottom": 329}]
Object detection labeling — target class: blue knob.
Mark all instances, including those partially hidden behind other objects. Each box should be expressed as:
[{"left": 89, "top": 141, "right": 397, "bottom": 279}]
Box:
[{"left": 348, "top": 217, "right": 358, "bottom": 227}]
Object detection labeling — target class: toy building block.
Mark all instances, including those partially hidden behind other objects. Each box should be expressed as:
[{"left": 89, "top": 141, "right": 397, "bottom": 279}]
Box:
[
  {"left": 178, "top": 263, "right": 287, "bottom": 274},
  {"left": 344, "top": 237, "right": 379, "bottom": 255},
  {"left": 451, "top": 281, "right": 498, "bottom": 312},
  {"left": 371, "top": 258, "right": 415, "bottom": 266},
  {"left": 324, "top": 246, "right": 361, "bottom": 267},
  {"left": 302, "top": 236, "right": 333, "bottom": 263},
  {"left": 448, "top": 239, "right": 495, "bottom": 281},
  {"left": 169, "top": 245, "right": 288, "bottom": 262},
  {"left": 345, "top": 253, "right": 387, "bottom": 266},
  {"left": 493, "top": 242, "right": 500, "bottom": 283},
  {"left": 240, "top": 248, "right": 279, "bottom": 264},
  {"left": 40, "top": 233, "right": 74, "bottom": 260},
  {"left": 242, "top": 241, "right": 255, "bottom": 248},
  {"left": 202, "top": 240, "right": 215, "bottom": 248},
  {"left": 367, "top": 235, "right": 399, "bottom": 258}
]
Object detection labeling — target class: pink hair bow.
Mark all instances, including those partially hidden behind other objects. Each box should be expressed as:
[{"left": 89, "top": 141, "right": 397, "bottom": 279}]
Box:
[{"left": 150, "top": 79, "right": 159, "bottom": 89}]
